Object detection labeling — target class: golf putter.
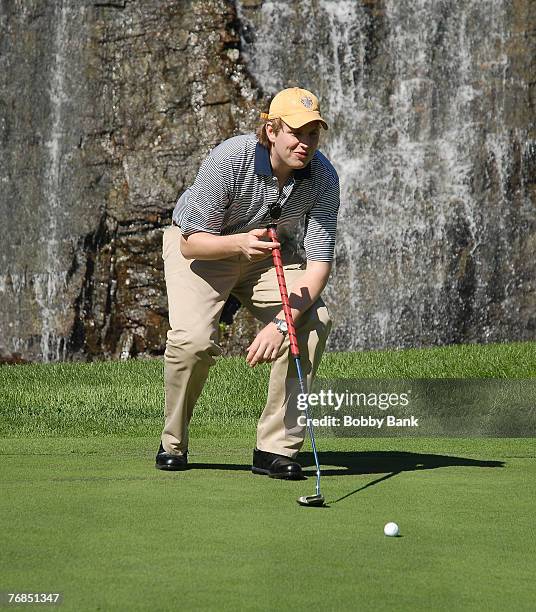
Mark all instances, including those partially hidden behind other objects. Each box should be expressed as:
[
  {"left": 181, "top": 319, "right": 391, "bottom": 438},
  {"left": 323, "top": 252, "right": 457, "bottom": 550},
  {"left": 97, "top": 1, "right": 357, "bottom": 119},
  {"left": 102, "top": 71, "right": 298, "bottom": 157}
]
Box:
[{"left": 266, "top": 222, "right": 325, "bottom": 508}]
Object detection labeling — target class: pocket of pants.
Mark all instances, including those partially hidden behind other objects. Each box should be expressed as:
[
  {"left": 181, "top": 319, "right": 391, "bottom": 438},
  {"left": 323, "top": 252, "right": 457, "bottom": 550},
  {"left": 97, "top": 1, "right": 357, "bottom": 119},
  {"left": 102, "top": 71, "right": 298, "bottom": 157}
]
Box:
[{"left": 163, "top": 226, "right": 181, "bottom": 261}]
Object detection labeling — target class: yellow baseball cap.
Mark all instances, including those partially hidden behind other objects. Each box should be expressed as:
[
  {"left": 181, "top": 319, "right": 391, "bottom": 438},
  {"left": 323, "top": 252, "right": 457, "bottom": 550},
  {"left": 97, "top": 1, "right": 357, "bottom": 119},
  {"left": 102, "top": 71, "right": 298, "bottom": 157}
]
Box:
[{"left": 260, "top": 87, "right": 328, "bottom": 130}]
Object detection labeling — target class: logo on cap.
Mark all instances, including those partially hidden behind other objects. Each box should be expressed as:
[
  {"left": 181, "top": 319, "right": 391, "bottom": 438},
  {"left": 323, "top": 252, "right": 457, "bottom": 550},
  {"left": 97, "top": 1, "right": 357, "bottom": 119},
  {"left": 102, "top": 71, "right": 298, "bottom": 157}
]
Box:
[{"left": 300, "top": 96, "right": 313, "bottom": 109}]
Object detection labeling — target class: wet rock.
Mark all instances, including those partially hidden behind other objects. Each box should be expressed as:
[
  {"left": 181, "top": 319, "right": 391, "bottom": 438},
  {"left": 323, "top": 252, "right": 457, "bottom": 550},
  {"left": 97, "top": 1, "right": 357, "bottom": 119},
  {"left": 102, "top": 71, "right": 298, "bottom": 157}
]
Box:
[{"left": 0, "top": 0, "right": 534, "bottom": 362}]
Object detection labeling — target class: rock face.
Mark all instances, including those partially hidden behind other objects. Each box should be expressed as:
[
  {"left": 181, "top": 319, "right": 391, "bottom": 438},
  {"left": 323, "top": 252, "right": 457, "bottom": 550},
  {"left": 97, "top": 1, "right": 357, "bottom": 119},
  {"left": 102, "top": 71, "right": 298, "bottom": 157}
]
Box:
[
  {"left": 0, "top": 0, "right": 534, "bottom": 362},
  {"left": 238, "top": 0, "right": 536, "bottom": 349},
  {"left": 0, "top": 0, "right": 262, "bottom": 362}
]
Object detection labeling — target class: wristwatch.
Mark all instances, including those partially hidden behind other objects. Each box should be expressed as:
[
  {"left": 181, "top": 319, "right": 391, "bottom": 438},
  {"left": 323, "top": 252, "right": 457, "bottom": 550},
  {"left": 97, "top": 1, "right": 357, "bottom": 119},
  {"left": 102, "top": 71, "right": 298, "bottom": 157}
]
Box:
[{"left": 272, "top": 317, "right": 288, "bottom": 336}]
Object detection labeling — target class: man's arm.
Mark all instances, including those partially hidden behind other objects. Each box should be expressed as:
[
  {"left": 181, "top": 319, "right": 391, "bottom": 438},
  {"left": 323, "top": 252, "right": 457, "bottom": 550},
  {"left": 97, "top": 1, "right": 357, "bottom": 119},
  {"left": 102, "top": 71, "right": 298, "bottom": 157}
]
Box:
[
  {"left": 180, "top": 229, "right": 280, "bottom": 261},
  {"left": 246, "top": 260, "right": 332, "bottom": 367},
  {"left": 276, "top": 260, "right": 331, "bottom": 323}
]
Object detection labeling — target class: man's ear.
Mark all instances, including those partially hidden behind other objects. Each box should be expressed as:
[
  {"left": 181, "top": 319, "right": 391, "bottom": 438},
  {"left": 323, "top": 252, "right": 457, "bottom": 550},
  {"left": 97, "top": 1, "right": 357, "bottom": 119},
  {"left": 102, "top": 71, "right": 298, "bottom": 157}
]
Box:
[{"left": 265, "top": 122, "right": 276, "bottom": 144}]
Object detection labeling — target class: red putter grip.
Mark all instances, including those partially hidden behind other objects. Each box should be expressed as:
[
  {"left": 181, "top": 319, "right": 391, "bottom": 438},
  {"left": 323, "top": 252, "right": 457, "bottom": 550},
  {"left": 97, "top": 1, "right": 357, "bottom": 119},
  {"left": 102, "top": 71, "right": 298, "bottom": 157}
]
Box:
[{"left": 267, "top": 226, "right": 300, "bottom": 358}]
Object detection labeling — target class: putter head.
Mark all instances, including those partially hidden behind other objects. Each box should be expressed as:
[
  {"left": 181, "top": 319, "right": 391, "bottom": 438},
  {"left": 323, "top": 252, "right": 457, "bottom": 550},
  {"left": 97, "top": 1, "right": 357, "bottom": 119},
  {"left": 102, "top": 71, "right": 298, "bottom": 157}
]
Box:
[{"left": 297, "top": 494, "right": 326, "bottom": 507}]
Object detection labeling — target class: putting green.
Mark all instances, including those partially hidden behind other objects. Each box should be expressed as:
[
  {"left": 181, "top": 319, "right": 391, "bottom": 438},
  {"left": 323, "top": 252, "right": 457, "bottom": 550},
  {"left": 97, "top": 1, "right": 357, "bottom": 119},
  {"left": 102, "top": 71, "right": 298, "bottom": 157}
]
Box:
[{"left": 1, "top": 437, "right": 534, "bottom": 611}]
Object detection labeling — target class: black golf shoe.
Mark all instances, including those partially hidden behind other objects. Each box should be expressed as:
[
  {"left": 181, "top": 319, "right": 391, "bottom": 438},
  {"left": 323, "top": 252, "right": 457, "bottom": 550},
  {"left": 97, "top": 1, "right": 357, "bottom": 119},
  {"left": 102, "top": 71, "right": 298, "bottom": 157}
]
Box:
[
  {"left": 251, "top": 448, "right": 304, "bottom": 480},
  {"left": 155, "top": 442, "right": 188, "bottom": 471}
]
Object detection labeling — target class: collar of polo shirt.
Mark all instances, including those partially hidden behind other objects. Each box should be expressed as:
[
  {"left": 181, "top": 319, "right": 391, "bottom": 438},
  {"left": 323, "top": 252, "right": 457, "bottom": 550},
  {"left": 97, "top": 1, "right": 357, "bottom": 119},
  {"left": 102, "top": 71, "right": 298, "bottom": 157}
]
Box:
[{"left": 254, "top": 142, "right": 312, "bottom": 179}]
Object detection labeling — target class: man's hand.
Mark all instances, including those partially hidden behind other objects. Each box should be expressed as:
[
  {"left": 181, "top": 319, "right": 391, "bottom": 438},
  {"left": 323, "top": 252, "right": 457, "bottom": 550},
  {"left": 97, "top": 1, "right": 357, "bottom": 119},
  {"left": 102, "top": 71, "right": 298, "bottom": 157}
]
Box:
[
  {"left": 246, "top": 323, "right": 285, "bottom": 367},
  {"left": 236, "top": 228, "right": 280, "bottom": 262}
]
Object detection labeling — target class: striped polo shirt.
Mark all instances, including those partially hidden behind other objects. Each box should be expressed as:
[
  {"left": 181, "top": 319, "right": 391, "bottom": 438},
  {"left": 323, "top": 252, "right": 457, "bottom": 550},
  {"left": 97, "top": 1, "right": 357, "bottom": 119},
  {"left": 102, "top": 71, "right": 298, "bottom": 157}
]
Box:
[{"left": 172, "top": 133, "right": 340, "bottom": 261}]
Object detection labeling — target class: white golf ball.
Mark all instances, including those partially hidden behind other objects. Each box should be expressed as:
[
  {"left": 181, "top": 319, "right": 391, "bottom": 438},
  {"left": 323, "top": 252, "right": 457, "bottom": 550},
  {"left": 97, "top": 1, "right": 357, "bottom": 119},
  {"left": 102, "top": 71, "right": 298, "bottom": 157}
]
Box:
[{"left": 384, "top": 522, "right": 399, "bottom": 537}]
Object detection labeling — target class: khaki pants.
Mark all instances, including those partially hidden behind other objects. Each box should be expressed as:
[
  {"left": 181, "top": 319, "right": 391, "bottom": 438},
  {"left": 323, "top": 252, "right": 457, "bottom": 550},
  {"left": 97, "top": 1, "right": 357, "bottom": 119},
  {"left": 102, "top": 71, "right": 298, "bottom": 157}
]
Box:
[{"left": 161, "top": 225, "right": 332, "bottom": 458}]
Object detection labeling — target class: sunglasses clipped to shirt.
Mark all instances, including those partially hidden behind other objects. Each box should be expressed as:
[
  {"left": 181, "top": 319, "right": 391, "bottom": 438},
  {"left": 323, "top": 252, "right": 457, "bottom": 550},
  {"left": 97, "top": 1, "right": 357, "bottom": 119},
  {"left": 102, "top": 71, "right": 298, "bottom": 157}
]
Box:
[{"left": 268, "top": 203, "right": 282, "bottom": 220}]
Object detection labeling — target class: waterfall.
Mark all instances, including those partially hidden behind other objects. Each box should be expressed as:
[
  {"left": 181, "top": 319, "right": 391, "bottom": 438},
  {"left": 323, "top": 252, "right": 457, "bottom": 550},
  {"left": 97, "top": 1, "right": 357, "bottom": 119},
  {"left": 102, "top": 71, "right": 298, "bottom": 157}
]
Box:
[
  {"left": 0, "top": 0, "right": 532, "bottom": 362},
  {"left": 237, "top": 0, "right": 534, "bottom": 349},
  {"left": 0, "top": 1, "right": 90, "bottom": 362},
  {"left": 38, "top": 1, "right": 70, "bottom": 361}
]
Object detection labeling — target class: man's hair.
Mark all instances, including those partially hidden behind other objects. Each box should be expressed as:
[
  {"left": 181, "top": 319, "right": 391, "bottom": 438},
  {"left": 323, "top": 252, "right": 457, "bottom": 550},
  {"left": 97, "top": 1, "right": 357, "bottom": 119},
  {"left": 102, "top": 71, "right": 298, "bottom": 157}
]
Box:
[{"left": 256, "top": 118, "right": 284, "bottom": 148}]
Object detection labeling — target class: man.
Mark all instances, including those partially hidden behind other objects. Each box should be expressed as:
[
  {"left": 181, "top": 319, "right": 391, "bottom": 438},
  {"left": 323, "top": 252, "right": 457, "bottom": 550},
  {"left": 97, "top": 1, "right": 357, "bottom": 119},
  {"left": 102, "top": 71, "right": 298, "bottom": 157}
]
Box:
[{"left": 156, "top": 87, "right": 340, "bottom": 479}]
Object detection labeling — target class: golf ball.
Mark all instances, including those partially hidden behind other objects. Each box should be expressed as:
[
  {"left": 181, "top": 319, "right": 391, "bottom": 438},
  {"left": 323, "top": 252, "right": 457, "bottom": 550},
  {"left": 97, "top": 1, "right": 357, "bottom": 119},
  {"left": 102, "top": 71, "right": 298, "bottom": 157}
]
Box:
[{"left": 384, "top": 522, "right": 399, "bottom": 537}]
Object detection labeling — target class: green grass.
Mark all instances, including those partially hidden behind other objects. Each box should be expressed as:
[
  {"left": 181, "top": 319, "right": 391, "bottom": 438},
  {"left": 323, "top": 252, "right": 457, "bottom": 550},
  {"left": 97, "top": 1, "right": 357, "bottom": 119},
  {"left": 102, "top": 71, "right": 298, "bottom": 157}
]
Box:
[
  {"left": 0, "top": 341, "right": 534, "bottom": 437},
  {"left": 1, "top": 342, "right": 535, "bottom": 610},
  {"left": 1, "top": 437, "right": 535, "bottom": 611},
  {"left": 319, "top": 340, "right": 536, "bottom": 378}
]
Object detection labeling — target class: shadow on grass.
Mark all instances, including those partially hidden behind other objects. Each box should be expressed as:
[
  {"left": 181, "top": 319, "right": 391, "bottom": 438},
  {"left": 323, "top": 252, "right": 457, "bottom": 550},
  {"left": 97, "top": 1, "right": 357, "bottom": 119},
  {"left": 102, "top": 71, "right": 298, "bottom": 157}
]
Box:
[
  {"left": 189, "top": 450, "right": 503, "bottom": 476},
  {"left": 297, "top": 450, "right": 505, "bottom": 505},
  {"left": 170, "top": 451, "right": 505, "bottom": 507},
  {"left": 187, "top": 462, "right": 251, "bottom": 471},
  {"left": 298, "top": 450, "right": 504, "bottom": 476}
]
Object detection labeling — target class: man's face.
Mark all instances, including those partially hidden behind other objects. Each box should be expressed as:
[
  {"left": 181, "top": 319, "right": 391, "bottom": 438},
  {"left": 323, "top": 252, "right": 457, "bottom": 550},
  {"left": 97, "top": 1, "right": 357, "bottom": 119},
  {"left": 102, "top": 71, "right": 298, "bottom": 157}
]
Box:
[{"left": 267, "top": 120, "right": 321, "bottom": 170}]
